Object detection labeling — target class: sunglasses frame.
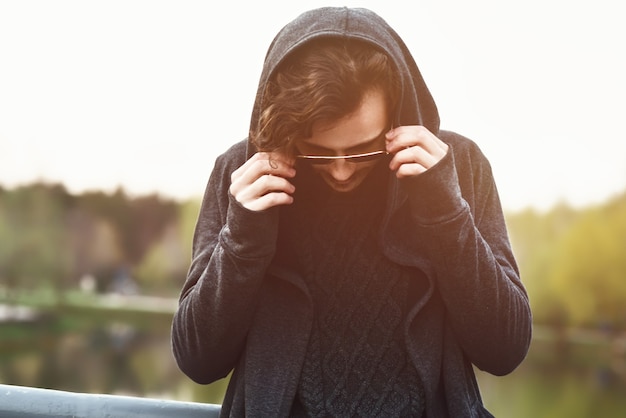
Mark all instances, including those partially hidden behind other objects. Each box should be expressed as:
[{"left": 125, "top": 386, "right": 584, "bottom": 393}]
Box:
[{"left": 295, "top": 150, "right": 389, "bottom": 165}]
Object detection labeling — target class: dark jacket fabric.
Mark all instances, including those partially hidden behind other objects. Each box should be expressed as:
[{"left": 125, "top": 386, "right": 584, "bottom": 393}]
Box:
[{"left": 171, "top": 7, "right": 532, "bottom": 417}]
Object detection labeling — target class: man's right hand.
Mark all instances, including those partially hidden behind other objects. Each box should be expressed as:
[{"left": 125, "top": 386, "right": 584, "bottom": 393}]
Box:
[{"left": 229, "top": 152, "right": 296, "bottom": 211}]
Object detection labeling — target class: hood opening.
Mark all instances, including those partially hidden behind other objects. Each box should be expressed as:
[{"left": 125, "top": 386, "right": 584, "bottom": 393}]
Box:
[{"left": 247, "top": 7, "right": 440, "bottom": 158}]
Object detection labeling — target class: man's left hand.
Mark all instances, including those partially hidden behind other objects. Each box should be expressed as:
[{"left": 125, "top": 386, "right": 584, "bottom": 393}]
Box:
[{"left": 385, "top": 125, "right": 449, "bottom": 178}]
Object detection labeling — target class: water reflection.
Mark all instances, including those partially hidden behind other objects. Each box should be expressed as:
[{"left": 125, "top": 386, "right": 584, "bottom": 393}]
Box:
[
  {"left": 478, "top": 335, "right": 626, "bottom": 418},
  {"left": 479, "top": 363, "right": 626, "bottom": 417},
  {"left": 0, "top": 310, "right": 227, "bottom": 404},
  {"left": 1, "top": 313, "right": 625, "bottom": 417}
]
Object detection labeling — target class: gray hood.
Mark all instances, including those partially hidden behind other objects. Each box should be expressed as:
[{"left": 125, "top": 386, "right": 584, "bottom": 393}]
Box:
[{"left": 247, "top": 7, "right": 440, "bottom": 156}]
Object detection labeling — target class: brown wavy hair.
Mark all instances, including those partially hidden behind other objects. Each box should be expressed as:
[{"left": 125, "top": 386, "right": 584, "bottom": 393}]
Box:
[{"left": 251, "top": 37, "right": 400, "bottom": 156}]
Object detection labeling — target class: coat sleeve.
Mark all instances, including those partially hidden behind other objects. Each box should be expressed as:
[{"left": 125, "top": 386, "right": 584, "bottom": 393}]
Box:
[
  {"left": 403, "top": 131, "right": 532, "bottom": 376},
  {"left": 171, "top": 142, "right": 279, "bottom": 384}
]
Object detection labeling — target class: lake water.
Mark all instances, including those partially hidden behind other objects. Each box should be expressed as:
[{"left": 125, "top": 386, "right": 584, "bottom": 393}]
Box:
[{"left": 1, "top": 313, "right": 625, "bottom": 417}]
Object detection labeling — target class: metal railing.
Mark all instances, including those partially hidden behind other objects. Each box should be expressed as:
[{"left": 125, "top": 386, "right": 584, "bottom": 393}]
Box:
[{"left": 0, "top": 384, "right": 221, "bottom": 418}]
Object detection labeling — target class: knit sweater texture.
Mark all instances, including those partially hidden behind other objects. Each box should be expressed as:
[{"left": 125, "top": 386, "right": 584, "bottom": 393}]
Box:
[{"left": 284, "top": 162, "right": 425, "bottom": 417}]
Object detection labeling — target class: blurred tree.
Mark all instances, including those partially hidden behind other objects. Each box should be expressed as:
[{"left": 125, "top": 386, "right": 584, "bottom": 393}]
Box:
[
  {"left": 65, "top": 203, "right": 133, "bottom": 293},
  {"left": 129, "top": 194, "right": 178, "bottom": 263},
  {"left": 548, "top": 194, "right": 626, "bottom": 327},
  {"left": 0, "top": 183, "right": 73, "bottom": 294},
  {"left": 0, "top": 194, "right": 12, "bottom": 289},
  {"left": 178, "top": 198, "right": 201, "bottom": 262},
  {"left": 77, "top": 189, "right": 177, "bottom": 266},
  {"left": 506, "top": 203, "right": 578, "bottom": 326},
  {"left": 133, "top": 199, "right": 200, "bottom": 296},
  {"left": 3, "top": 179, "right": 621, "bottom": 330}
]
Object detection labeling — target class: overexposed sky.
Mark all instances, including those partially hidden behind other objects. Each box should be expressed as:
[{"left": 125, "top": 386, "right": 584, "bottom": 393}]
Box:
[{"left": 1, "top": 0, "right": 624, "bottom": 211}]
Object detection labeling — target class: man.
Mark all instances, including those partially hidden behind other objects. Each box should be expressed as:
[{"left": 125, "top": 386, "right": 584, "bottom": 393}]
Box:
[{"left": 172, "top": 7, "right": 532, "bottom": 417}]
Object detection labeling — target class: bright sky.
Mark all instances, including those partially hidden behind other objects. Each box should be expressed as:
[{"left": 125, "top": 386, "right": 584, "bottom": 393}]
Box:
[{"left": 1, "top": 0, "right": 624, "bottom": 211}]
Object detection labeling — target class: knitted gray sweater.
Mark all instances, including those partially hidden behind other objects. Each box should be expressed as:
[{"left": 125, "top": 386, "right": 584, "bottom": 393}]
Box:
[{"left": 284, "top": 161, "right": 425, "bottom": 417}]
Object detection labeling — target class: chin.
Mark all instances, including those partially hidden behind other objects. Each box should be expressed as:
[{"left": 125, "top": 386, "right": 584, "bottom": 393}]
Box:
[{"left": 323, "top": 177, "right": 364, "bottom": 193}]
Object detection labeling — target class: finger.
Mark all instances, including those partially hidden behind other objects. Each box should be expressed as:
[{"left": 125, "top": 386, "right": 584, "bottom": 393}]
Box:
[
  {"left": 230, "top": 153, "right": 264, "bottom": 183},
  {"left": 232, "top": 152, "right": 295, "bottom": 179},
  {"left": 385, "top": 126, "right": 422, "bottom": 152},
  {"left": 233, "top": 161, "right": 295, "bottom": 199},
  {"left": 231, "top": 152, "right": 295, "bottom": 189},
  {"left": 386, "top": 126, "right": 448, "bottom": 156},
  {"left": 394, "top": 163, "right": 428, "bottom": 178},
  {"left": 235, "top": 174, "right": 295, "bottom": 209},
  {"left": 244, "top": 191, "right": 294, "bottom": 211},
  {"left": 265, "top": 152, "right": 297, "bottom": 174},
  {"left": 388, "top": 145, "right": 439, "bottom": 172},
  {"left": 249, "top": 173, "right": 296, "bottom": 200}
]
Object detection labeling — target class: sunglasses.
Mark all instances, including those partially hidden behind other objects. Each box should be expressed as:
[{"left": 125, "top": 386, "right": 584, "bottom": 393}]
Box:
[{"left": 295, "top": 150, "right": 389, "bottom": 165}]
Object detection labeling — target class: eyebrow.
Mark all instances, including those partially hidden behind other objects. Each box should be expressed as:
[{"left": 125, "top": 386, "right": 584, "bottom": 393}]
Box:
[{"left": 300, "top": 125, "right": 389, "bottom": 154}]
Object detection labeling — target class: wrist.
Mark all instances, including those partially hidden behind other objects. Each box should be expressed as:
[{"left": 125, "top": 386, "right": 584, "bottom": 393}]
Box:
[{"left": 400, "top": 147, "right": 466, "bottom": 224}]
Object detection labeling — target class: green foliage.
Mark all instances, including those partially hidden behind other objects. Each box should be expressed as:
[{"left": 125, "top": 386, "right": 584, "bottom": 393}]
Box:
[
  {"left": 178, "top": 199, "right": 201, "bottom": 260},
  {"left": 507, "top": 192, "right": 626, "bottom": 328},
  {"left": 133, "top": 224, "right": 184, "bottom": 295},
  {"left": 132, "top": 199, "right": 200, "bottom": 296},
  {"left": 506, "top": 204, "right": 576, "bottom": 325},
  {"left": 2, "top": 181, "right": 626, "bottom": 328},
  {"left": 77, "top": 189, "right": 178, "bottom": 264},
  {"left": 548, "top": 197, "right": 626, "bottom": 327},
  {"left": 0, "top": 183, "right": 73, "bottom": 291},
  {"left": 0, "top": 183, "right": 180, "bottom": 295}
]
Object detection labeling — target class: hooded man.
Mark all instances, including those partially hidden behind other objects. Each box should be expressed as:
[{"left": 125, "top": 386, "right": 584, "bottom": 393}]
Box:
[{"left": 172, "top": 7, "right": 532, "bottom": 417}]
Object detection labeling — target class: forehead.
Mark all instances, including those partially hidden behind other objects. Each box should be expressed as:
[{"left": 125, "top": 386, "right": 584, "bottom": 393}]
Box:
[{"left": 302, "top": 90, "right": 388, "bottom": 151}]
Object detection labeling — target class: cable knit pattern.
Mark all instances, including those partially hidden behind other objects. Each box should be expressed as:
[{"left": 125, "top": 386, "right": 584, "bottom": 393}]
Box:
[{"left": 282, "top": 161, "right": 425, "bottom": 417}]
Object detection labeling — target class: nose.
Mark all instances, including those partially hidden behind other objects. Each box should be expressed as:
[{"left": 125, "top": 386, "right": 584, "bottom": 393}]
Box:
[{"left": 327, "top": 158, "right": 355, "bottom": 181}]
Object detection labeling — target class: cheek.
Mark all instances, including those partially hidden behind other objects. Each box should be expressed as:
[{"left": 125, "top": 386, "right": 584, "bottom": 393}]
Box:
[
  {"left": 310, "top": 165, "right": 330, "bottom": 176},
  {"left": 310, "top": 160, "right": 379, "bottom": 178},
  {"left": 354, "top": 161, "right": 379, "bottom": 175}
]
